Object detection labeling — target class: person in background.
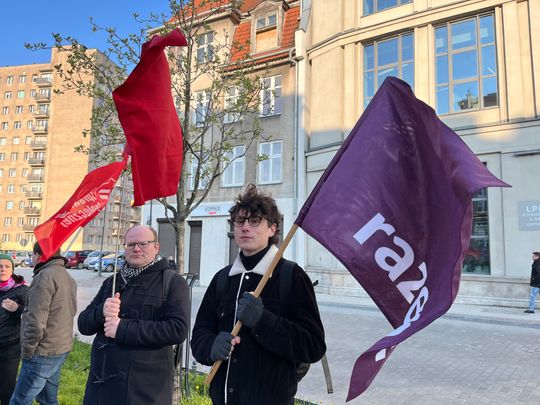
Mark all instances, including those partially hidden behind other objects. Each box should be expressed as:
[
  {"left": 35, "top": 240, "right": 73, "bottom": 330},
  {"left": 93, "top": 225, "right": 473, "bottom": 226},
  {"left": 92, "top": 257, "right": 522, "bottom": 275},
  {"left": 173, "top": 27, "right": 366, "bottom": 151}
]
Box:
[
  {"left": 524, "top": 251, "right": 540, "bottom": 313},
  {"left": 167, "top": 255, "right": 177, "bottom": 270},
  {"left": 10, "top": 243, "right": 77, "bottom": 405},
  {"left": 78, "top": 225, "right": 190, "bottom": 405},
  {"left": 0, "top": 254, "right": 27, "bottom": 405}
]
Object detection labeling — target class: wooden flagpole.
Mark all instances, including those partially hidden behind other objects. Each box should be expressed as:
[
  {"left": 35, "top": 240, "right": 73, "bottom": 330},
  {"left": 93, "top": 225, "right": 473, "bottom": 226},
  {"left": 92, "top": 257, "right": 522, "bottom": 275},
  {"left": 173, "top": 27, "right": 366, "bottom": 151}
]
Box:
[{"left": 204, "top": 224, "right": 299, "bottom": 386}]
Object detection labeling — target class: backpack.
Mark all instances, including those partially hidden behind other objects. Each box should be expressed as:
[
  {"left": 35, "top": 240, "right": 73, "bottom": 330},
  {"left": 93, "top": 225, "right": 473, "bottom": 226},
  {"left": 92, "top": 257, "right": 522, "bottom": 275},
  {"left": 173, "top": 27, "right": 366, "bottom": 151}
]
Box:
[{"left": 215, "top": 259, "right": 324, "bottom": 385}]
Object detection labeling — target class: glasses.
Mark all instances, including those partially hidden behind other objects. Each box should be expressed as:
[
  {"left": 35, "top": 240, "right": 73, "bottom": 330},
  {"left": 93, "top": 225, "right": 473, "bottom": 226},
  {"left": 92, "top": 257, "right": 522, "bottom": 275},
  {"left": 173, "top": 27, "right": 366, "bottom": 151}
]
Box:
[
  {"left": 234, "top": 216, "right": 264, "bottom": 228},
  {"left": 124, "top": 240, "right": 156, "bottom": 250}
]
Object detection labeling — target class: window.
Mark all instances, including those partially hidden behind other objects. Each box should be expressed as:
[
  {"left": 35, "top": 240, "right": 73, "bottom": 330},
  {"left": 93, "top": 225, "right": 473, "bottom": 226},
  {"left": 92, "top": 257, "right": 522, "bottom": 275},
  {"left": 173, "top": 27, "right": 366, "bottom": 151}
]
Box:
[
  {"left": 2, "top": 234, "right": 9, "bottom": 243},
  {"left": 23, "top": 152, "right": 30, "bottom": 161},
  {"left": 224, "top": 87, "right": 240, "bottom": 123},
  {"left": 17, "top": 217, "right": 24, "bottom": 226},
  {"left": 0, "top": 168, "right": 3, "bottom": 176},
  {"left": 0, "top": 137, "right": 6, "bottom": 145},
  {"left": 32, "top": 74, "right": 38, "bottom": 82},
  {"left": 15, "top": 105, "right": 23, "bottom": 114},
  {"left": 6, "top": 76, "right": 13, "bottom": 85},
  {"left": 435, "top": 14, "right": 498, "bottom": 114},
  {"left": 260, "top": 75, "right": 282, "bottom": 116},
  {"left": 19, "top": 75, "right": 26, "bottom": 84},
  {"left": 462, "top": 188, "right": 490, "bottom": 274},
  {"left": 27, "top": 121, "right": 33, "bottom": 129},
  {"left": 29, "top": 91, "right": 36, "bottom": 99},
  {"left": 9, "top": 168, "right": 16, "bottom": 177},
  {"left": 17, "top": 90, "right": 25, "bottom": 99},
  {"left": 196, "top": 32, "right": 214, "bottom": 64},
  {"left": 28, "top": 105, "right": 35, "bottom": 113},
  {"left": 256, "top": 14, "right": 277, "bottom": 30},
  {"left": 0, "top": 153, "right": 4, "bottom": 160},
  {"left": 7, "top": 184, "right": 15, "bottom": 193},
  {"left": 222, "top": 145, "right": 245, "bottom": 187},
  {"left": 25, "top": 136, "right": 32, "bottom": 144},
  {"left": 22, "top": 168, "right": 28, "bottom": 177},
  {"left": 363, "top": 32, "right": 414, "bottom": 108},
  {"left": 1, "top": 122, "right": 8, "bottom": 130},
  {"left": 193, "top": 91, "right": 210, "bottom": 126},
  {"left": 11, "top": 152, "right": 18, "bottom": 161},
  {"left": 2, "top": 106, "right": 8, "bottom": 115},
  {"left": 363, "top": 0, "right": 411, "bottom": 15},
  {"left": 12, "top": 137, "right": 19, "bottom": 144},
  {"left": 14, "top": 121, "right": 21, "bottom": 130},
  {"left": 258, "top": 141, "right": 282, "bottom": 184},
  {"left": 188, "top": 155, "right": 210, "bottom": 190},
  {"left": 4, "top": 217, "right": 12, "bottom": 226},
  {"left": 4, "top": 91, "right": 12, "bottom": 99}
]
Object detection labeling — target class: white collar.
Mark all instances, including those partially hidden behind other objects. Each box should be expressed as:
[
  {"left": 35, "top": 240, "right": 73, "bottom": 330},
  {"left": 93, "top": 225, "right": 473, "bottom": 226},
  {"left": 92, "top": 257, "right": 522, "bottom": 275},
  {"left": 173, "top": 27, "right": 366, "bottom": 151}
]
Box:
[{"left": 229, "top": 245, "right": 279, "bottom": 277}]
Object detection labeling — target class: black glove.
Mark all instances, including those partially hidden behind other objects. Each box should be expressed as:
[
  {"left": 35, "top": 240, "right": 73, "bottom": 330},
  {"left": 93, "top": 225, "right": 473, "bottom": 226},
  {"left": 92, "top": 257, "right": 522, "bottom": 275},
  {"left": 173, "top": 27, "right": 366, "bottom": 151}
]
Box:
[
  {"left": 210, "top": 332, "right": 234, "bottom": 362},
  {"left": 236, "top": 292, "right": 264, "bottom": 329}
]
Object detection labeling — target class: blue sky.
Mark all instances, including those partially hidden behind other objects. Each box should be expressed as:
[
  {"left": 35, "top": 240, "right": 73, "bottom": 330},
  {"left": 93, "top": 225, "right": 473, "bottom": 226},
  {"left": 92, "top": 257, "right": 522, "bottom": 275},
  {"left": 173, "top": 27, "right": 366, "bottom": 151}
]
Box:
[{"left": 0, "top": 1, "right": 172, "bottom": 67}]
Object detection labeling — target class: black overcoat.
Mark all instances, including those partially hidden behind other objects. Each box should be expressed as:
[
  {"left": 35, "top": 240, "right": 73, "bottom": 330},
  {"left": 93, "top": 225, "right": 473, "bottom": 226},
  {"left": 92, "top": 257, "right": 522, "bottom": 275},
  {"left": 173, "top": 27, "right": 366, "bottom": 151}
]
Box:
[
  {"left": 78, "top": 259, "right": 190, "bottom": 405},
  {"left": 191, "top": 258, "right": 326, "bottom": 405},
  {"left": 530, "top": 258, "right": 540, "bottom": 288}
]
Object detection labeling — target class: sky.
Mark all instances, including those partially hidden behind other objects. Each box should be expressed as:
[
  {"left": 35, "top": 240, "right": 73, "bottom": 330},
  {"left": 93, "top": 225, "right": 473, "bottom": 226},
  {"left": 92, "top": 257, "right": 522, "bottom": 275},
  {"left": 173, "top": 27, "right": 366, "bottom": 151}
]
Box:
[{"left": 0, "top": 1, "right": 172, "bottom": 68}]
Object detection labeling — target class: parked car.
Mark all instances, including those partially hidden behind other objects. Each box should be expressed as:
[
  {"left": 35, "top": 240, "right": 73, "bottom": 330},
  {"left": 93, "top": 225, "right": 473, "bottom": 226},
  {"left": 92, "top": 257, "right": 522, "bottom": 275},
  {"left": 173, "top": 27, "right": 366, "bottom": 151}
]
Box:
[
  {"left": 11, "top": 251, "right": 31, "bottom": 267},
  {"left": 89, "top": 252, "right": 125, "bottom": 272},
  {"left": 65, "top": 250, "right": 93, "bottom": 269},
  {"left": 83, "top": 250, "right": 110, "bottom": 269}
]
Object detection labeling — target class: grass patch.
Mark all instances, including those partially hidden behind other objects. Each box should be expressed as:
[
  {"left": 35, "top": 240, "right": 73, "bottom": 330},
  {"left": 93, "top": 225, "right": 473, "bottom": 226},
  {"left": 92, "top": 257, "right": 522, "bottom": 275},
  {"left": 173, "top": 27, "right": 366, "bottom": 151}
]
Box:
[{"left": 58, "top": 339, "right": 91, "bottom": 405}]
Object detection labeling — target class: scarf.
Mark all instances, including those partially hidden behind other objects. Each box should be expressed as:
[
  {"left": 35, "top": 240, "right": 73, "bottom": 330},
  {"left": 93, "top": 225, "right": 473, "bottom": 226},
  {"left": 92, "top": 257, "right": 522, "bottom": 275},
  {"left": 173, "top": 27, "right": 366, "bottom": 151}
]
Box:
[
  {"left": 0, "top": 277, "right": 26, "bottom": 292},
  {"left": 120, "top": 259, "right": 156, "bottom": 283}
]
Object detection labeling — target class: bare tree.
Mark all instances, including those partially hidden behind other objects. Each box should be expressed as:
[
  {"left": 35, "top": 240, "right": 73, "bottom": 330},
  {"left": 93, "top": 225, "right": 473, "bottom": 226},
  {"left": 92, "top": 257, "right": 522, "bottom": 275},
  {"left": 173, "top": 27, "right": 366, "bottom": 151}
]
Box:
[{"left": 26, "top": 0, "right": 271, "bottom": 273}]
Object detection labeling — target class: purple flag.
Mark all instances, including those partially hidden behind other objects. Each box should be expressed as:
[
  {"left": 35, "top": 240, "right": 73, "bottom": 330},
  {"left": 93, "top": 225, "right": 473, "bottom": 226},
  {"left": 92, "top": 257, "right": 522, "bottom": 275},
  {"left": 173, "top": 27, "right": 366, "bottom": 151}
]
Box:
[{"left": 295, "top": 77, "right": 509, "bottom": 401}]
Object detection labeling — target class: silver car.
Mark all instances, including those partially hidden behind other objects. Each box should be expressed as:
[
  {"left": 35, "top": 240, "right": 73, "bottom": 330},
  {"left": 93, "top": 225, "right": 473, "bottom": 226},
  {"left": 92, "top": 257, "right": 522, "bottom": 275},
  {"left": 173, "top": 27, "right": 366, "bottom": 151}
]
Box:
[{"left": 83, "top": 250, "right": 110, "bottom": 269}]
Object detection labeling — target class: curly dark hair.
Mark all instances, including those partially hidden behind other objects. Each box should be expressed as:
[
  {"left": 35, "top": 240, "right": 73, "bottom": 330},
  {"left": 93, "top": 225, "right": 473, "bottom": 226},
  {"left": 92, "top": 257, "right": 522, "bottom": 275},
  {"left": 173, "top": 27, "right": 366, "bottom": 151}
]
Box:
[{"left": 229, "top": 184, "right": 281, "bottom": 245}]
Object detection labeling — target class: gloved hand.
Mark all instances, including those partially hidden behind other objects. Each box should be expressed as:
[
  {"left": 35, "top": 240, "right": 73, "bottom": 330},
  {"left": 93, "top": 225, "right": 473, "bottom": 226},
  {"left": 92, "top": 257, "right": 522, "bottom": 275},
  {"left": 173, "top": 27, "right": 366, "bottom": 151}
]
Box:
[
  {"left": 236, "top": 292, "right": 264, "bottom": 329},
  {"left": 210, "top": 332, "right": 235, "bottom": 362}
]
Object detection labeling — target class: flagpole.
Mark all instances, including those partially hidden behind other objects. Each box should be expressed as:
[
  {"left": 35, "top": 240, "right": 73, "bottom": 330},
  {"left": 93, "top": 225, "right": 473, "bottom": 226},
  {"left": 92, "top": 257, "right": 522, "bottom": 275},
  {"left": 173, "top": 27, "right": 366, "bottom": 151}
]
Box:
[
  {"left": 204, "top": 224, "right": 299, "bottom": 386},
  {"left": 111, "top": 169, "right": 128, "bottom": 297}
]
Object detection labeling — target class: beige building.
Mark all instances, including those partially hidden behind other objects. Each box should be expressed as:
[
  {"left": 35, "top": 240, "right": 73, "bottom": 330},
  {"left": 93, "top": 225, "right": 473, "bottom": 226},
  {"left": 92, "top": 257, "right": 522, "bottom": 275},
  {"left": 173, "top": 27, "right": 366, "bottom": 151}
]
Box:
[
  {"left": 297, "top": 0, "right": 540, "bottom": 306},
  {"left": 0, "top": 48, "right": 141, "bottom": 254}
]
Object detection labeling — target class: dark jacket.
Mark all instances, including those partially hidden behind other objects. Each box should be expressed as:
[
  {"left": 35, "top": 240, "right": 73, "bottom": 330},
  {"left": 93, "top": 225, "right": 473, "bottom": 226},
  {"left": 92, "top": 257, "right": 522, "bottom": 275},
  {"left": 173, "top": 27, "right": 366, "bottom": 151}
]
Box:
[
  {"left": 78, "top": 258, "right": 190, "bottom": 405},
  {"left": 21, "top": 257, "right": 77, "bottom": 359},
  {"left": 530, "top": 258, "right": 540, "bottom": 288},
  {"left": 191, "top": 256, "right": 326, "bottom": 405},
  {"left": 0, "top": 284, "right": 27, "bottom": 348}
]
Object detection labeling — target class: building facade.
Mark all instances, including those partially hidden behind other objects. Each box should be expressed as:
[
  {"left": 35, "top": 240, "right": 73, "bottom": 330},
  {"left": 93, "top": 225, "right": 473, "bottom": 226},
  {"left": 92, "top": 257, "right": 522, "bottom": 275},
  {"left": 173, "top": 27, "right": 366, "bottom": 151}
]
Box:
[
  {"left": 0, "top": 48, "right": 141, "bottom": 254},
  {"left": 297, "top": 0, "right": 540, "bottom": 306}
]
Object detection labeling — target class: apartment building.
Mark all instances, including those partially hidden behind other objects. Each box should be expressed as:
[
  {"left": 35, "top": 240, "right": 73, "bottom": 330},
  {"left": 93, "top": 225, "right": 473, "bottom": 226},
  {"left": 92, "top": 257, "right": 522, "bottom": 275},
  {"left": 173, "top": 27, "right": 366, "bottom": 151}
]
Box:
[
  {"left": 0, "top": 48, "right": 141, "bottom": 254},
  {"left": 146, "top": 0, "right": 301, "bottom": 285},
  {"left": 296, "top": 0, "right": 540, "bottom": 305}
]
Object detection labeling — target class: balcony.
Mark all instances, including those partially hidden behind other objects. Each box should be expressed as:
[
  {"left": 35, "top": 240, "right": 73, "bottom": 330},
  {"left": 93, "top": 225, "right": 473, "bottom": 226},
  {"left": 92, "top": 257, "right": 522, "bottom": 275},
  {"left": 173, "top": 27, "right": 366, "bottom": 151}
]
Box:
[
  {"left": 33, "top": 109, "right": 49, "bottom": 118},
  {"left": 34, "top": 93, "right": 51, "bottom": 102},
  {"left": 23, "top": 224, "right": 37, "bottom": 232},
  {"left": 32, "top": 125, "right": 48, "bottom": 134},
  {"left": 24, "top": 207, "right": 41, "bottom": 216},
  {"left": 35, "top": 77, "right": 52, "bottom": 86},
  {"left": 30, "top": 141, "right": 47, "bottom": 150},
  {"left": 26, "top": 191, "right": 43, "bottom": 199},
  {"left": 27, "top": 174, "right": 44, "bottom": 182},
  {"left": 29, "top": 158, "right": 45, "bottom": 166}
]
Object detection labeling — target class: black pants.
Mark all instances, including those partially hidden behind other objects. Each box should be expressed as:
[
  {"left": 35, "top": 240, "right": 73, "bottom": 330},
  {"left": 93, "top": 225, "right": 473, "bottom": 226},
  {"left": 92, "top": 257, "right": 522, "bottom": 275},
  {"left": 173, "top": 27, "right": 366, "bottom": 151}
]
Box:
[{"left": 0, "top": 341, "right": 21, "bottom": 405}]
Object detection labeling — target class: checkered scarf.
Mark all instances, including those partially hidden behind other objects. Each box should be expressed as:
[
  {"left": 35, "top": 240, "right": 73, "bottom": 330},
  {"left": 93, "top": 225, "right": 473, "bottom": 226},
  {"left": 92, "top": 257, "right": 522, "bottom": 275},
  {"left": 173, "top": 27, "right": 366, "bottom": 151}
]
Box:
[{"left": 120, "top": 259, "right": 156, "bottom": 283}]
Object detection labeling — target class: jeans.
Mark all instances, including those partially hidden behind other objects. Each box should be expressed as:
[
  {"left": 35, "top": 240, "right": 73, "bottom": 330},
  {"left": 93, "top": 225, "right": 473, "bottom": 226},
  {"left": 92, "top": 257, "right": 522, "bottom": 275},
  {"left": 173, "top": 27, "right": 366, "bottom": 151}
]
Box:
[
  {"left": 528, "top": 287, "right": 540, "bottom": 311},
  {"left": 9, "top": 352, "right": 69, "bottom": 405}
]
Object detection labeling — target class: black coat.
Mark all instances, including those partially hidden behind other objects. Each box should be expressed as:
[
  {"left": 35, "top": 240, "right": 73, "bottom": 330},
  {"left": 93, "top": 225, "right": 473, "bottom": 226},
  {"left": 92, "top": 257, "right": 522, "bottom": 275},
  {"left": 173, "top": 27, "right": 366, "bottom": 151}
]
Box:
[
  {"left": 530, "top": 259, "right": 540, "bottom": 288},
  {"left": 0, "top": 284, "right": 27, "bottom": 348},
  {"left": 191, "top": 258, "right": 326, "bottom": 405},
  {"left": 78, "top": 259, "right": 190, "bottom": 405}
]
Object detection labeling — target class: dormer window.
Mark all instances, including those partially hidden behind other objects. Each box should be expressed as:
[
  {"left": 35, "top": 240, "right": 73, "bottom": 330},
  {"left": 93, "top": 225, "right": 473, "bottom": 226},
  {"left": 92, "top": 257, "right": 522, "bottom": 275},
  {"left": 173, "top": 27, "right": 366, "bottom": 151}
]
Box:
[
  {"left": 256, "top": 14, "right": 277, "bottom": 31},
  {"left": 255, "top": 13, "right": 278, "bottom": 53},
  {"left": 196, "top": 32, "right": 214, "bottom": 64}
]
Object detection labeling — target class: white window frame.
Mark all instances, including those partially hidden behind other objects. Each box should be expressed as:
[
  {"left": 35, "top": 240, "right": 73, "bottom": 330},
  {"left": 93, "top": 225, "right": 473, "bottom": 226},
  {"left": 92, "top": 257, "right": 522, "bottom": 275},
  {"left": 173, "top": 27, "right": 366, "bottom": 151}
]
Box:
[
  {"left": 193, "top": 91, "right": 210, "bottom": 127},
  {"left": 196, "top": 32, "right": 214, "bottom": 64},
  {"left": 188, "top": 154, "right": 210, "bottom": 191},
  {"left": 258, "top": 140, "right": 282, "bottom": 184},
  {"left": 222, "top": 145, "right": 245, "bottom": 187},
  {"left": 260, "top": 75, "right": 282, "bottom": 116},
  {"left": 224, "top": 86, "right": 240, "bottom": 124}
]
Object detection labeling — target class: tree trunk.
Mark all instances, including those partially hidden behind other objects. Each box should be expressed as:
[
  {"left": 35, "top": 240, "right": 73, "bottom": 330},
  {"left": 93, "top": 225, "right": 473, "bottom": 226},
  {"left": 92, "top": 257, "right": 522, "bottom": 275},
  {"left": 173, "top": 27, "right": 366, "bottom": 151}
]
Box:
[{"left": 176, "top": 219, "right": 185, "bottom": 275}]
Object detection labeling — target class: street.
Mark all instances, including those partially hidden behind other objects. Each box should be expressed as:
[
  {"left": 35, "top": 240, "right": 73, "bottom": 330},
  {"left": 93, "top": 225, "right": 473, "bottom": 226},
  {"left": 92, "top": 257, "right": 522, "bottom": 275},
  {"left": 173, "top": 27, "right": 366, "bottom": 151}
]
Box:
[{"left": 15, "top": 266, "right": 540, "bottom": 404}]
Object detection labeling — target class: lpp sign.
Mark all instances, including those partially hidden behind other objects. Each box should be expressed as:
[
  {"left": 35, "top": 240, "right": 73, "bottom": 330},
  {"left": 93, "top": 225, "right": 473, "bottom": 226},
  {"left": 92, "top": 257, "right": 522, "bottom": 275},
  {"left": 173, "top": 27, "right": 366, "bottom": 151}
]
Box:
[{"left": 518, "top": 201, "right": 540, "bottom": 231}]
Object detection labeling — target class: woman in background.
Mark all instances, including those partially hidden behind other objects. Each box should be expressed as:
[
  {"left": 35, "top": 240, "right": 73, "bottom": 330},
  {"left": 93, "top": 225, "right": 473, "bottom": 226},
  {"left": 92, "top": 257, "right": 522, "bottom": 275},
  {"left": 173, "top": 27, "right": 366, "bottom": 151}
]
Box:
[{"left": 0, "top": 254, "right": 28, "bottom": 405}]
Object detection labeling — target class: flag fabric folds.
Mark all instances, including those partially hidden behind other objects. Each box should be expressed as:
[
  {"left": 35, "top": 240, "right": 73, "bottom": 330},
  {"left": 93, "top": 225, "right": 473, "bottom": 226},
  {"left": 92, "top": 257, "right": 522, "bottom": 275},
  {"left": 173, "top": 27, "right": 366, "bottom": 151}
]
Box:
[
  {"left": 295, "top": 77, "right": 509, "bottom": 401},
  {"left": 113, "top": 29, "right": 187, "bottom": 206},
  {"left": 33, "top": 159, "right": 127, "bottom": 261}
]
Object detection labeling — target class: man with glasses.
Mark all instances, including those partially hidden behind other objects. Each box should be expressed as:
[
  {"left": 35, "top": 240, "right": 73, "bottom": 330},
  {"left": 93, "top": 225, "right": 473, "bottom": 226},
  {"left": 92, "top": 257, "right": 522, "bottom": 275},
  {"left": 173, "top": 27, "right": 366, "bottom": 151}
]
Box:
[
  {"left": 191, "top": 184, "right": 326, "bottom": 405},
  {"left": 78, "top": 225, "right": 190, "bottom": 405}
]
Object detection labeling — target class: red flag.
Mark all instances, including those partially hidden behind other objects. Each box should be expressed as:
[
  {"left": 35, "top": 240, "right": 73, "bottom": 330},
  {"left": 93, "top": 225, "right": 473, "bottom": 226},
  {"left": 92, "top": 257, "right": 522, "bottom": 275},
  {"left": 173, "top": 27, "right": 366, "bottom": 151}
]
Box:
[
  {"left": 113, "top": 29, "right": 187, "bottom": 206},
  {"left": 33, "top": 160, "right": 127, "bottom": 260}
]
